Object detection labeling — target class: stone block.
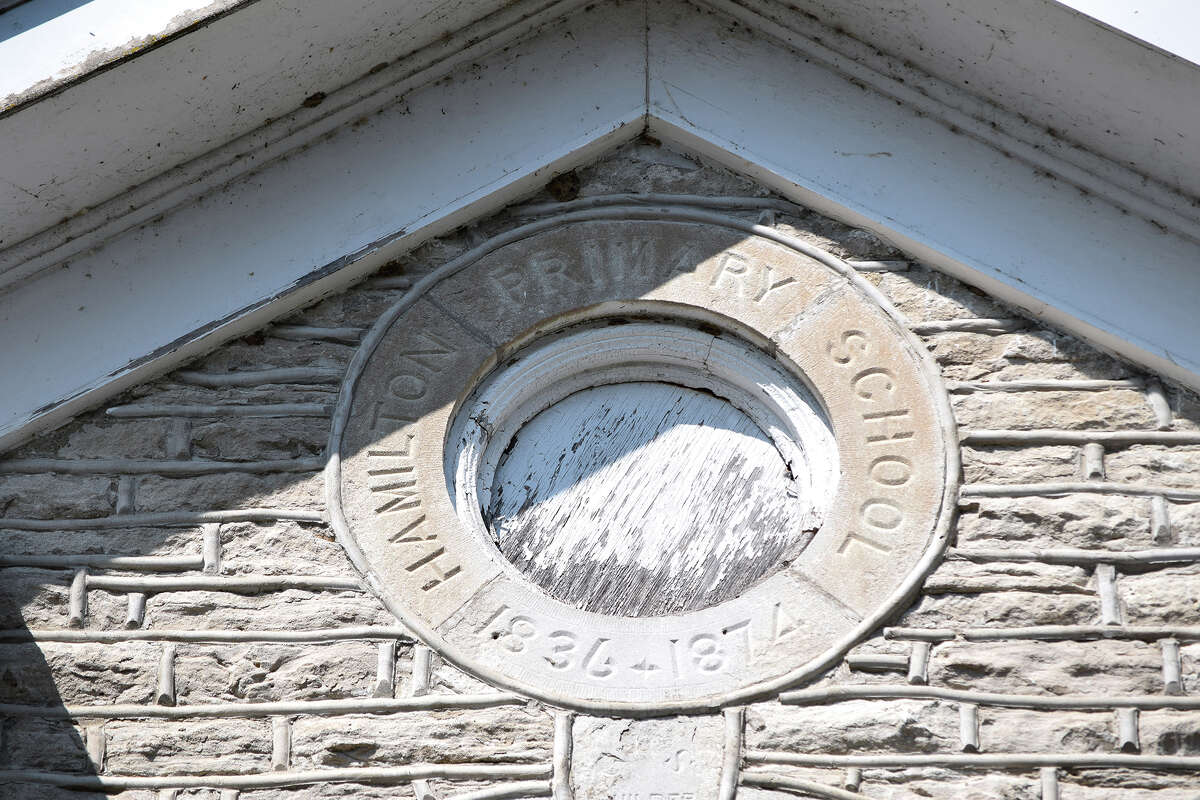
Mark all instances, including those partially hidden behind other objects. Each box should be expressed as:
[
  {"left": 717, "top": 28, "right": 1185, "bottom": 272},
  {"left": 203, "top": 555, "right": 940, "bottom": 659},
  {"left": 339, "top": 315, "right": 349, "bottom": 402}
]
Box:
[
  {"left": 218, "top": 521, "right": 357, "bottom": 578},
  {"left": 174, "top": 642, "right": 379, "bottom": 704},
  {"left": 0, "top": 474, "right": 115, "bottom": 519},
  {"left": 1106, "top": 446, "right": 1200, "bottom": 488},
  {"left": 979, "top": 709, "right": 1117, "bottom": 752},
  {"left": 745, "top": 699, "right": 957, "bottom": 753},
  {"left": 930, "top": 639, "right": 1162, "bottom": 695},
  {"left": 0, "top": 642, "right": 158, "bottom": 705},
  {"left": 134, "top": 473, "right": 323, "bottom": 514},
  {"left": 957, "top": 496, "right": 1149, "bottom": 549},
  {"left": 189, "top": 418, "right": 328, "bottom": 461},
  {"left": 289, "top": 707, "right": 553, "bottom": 768},
  {"left": 898, "top": 591, "right": 1099, "bottom": 629},
  {"left": 0, "top": 527, "right": 200, "bottom": 559},
  {"left": 144, "top": 589, "right": 390, "bottom": 631},
  {"left": 922, "top": 561, "right": 1091, "bottom": 595},
  {"left": 2, "top": 717, "right": 88, "bottom": 771},
  {"left": 104, "top": 719, "right": 271, "bottom": 775},
  {"left": 952, "top": 390, "right": 1154, "bottom": 430},
  {"left": 869, "top": 266, "right": 1010, "bottom": 321},
  {"left": 961, "top": 445, "right": 1079, "bottom": 484},
  {"left": 1121, "top": 565, "right": 1200, "bottom": 625},
  {"left": 0, "top": 568, "right": 69, "bottom": 628}
]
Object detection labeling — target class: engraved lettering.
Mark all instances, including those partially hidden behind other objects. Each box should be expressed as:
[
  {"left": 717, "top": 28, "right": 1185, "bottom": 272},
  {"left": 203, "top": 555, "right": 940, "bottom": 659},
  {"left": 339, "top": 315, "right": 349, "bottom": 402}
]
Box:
[
  {"left": 545, "top": 630, "right": 577, "bottom": 670},
  {"left": 772, "top": 601, "right": 800, "bottom": 642},
  {"left": 664, "top": 750, "right": 692, "bottom": 772},
  {"left": 369, "top": 401, "right": 417, "bottom": 433},
  {"left": 662, "top": 243, "right": 706, "bottom": 279},
  {"left": 399, "top": 331, "right": 455, "bottom": 371},
  {"left": 489, "top": 263, "right": 525, "bottom": 302},
  {"left": 367, "top": 432, "right": 417, "bottom": 472},
  {"left": 689, "top": 633, "right": 724, "bottom": 672},
  {"left": 405, "top": 547, "right": 462, "bottom": 591},
  {"left": 851, "top": 367, "right": 897, "bottom": 400},
  {"left": 387, "top": 373, "right": 426, "bottom": 401},
  {"left": 372, "top": 480, "right": 420, "bottom": 515},
  {"left": 710, "top": 251, "right": 751, "bottom": 294},
  {"left": 583, "top": 638, "right": 615, "bottom": 678},
  {"left": 862, "top": 408, "right": 914, "bottom": 443},
  {"left": 870, "top": 455, "right": 912, "bottom": 487},
  {"left": 754, "top": 265, "right": 797, "bottom": 302},
  {"left": 387, "top": 514, "right": 431, "bottom": 544},
  {"left": 580, "top": 238, "right": 652, "bottom": 289},
  {"left": 827, "top": 330, "right": 868, "bottom": 364},
  {"left": 366, "top": 463, "right": 414, "bottom": 477},
  {"left": 530, "top": 249, "right": 582, "bottom": 294},
  {"left": 723, "top": 618, "right": 753, "bottom": 663},
  {"left": 837, "top": 531, "right": 893, "bottom": 555},
  {"left": 630, "top": 656, "right": 662, "bottom": 680},
  {"left": 606, "top": 237, "right": 652, "bottom": 286},
  {"left": 476, "top": 604, "right": 511, "bottom": 634},
  {"left": 497, "top": 616, "right": 537, "bottom": 653},
  {"left": 861, "top": 499, "right": 904, "bottom": 531}
]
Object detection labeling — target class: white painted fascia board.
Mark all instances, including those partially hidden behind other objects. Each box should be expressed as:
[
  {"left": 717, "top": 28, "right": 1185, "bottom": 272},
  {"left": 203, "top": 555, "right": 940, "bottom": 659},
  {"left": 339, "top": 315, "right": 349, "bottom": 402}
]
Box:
[
  {"left": 718, "top": 0, "right": 1200, "bottom": 245},
  {"left": 3, "top": 0, "right": 1200, "bottom": 454},
  {"left": 0, "top": 0, "right": 594, "bottom": 292},
  {"left": 0, "top": 0, "right": 538, "bottom": 260},
  {"left": 5, "top": 0, "right": 1198, "bottom": 293},
  {"left": 0, "top": 1, "right": 648, "bottom": 452},
  {"left": 780, "top": 0, "right": 1200, "bottom": 203},
  {"left": 0, "top": 0, "right": 247, "bottom": 112},
  {"left": 1052, "top": 0, "right": 1200, "bottom": 67},
  {"left": 647, "top": 0, "right": 1200, "bottom": 391}
]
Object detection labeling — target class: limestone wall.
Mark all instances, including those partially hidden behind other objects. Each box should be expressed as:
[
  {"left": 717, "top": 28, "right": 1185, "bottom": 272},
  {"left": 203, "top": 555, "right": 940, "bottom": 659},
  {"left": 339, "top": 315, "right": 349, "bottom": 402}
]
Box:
[{"left": 2, "top": 142, "right": 1198, "bottom": 799}]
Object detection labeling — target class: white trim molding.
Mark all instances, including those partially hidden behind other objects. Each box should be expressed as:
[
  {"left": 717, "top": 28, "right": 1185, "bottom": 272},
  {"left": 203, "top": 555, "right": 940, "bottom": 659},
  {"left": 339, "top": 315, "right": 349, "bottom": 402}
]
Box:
[{"left": 1, "top": 0, "right": 1199, "bottom": 450}]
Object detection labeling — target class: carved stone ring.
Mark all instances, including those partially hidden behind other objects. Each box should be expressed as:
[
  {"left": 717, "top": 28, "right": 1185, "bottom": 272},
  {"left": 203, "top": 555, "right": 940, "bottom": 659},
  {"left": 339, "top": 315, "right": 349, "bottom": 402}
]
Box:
[{"left": 327, "top": 209, "right": 958, "bottom": 714}]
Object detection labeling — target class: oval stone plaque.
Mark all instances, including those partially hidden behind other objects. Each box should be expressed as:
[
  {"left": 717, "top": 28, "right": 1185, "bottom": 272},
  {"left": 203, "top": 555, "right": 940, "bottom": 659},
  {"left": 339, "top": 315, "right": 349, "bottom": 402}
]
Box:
[{"left": 328, "top": 214, "right": 958, "bottom": 714}]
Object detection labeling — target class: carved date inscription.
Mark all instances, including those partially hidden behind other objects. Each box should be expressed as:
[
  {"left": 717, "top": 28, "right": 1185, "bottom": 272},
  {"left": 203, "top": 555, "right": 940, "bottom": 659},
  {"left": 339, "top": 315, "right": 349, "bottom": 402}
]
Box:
[{"left": 474, "top": 599, "right": 804, "bottom": 688}]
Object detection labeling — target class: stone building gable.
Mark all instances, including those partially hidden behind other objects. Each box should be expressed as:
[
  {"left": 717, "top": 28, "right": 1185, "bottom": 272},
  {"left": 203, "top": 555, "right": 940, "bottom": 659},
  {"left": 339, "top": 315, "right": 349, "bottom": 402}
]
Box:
[{"left": 2, "top": 140, "right": 1199, "bottom": 798}]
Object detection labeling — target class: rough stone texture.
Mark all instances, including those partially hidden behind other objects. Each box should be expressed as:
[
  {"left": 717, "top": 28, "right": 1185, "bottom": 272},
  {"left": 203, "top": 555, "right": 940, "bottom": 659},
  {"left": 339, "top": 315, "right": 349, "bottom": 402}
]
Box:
[
  {"left": 925, "top": 331, "right": 1136, "bottom": 379},
  {"left": 3, "top": 717, "right": 89, "bottom": 771},
  {"left": 173, "top": 642, "right": 383, "bottom": 703},
  {"left": 0, "top": 140, "right": 1197, "bottom": 797},
  {"left": 980, "top": 709, "right": 1119, "bottom": 752},
  {"left": 961, "top": 445, "right": 1080, "bottom": 484},
  {"left": 133, "top": 473, "right": 323, "bottom": 514},
  {"left": 0, "top": 474, "right": 116, "bottom": 519},
  {"left": 921, "top": 561, "right": 1091, "bottom": 595},
  {"left": 570, "top": 716, "right": 725, "bottom": 800},
  {"left": 746, "top": 700, "right": 959, "bottom": 753},
  {"left": 0, "top": 642, "right": 159, "bottom": 705},
  {"left": 930, "top": 640, "right": 1164, "bottom": 695},
  {"left": 862, "top": 267, "right": 1010, "bottom": 322},
  {"left": 189, "top": 418, "right": 330, "bottom": 461},
  {"left": 104, "top": 719, "right": 273, "bottom": 775},
  {"left": 1107, "top": 445, "right": 1200, "bottom": 488},
  {"left": 0, "top": 527, "right": 200, "bottom": 558},
  {"left": 898, "top": 591, "right": 1102, "bottom": 628},
  {"left": 952, "top": 389, "right": 1156, "bottom": 430},
  {"left": 958, "top": 496, "right": 1151, "bottom": 549},
  {"left": 144, "top": 590, "right": 394, "bottom": 631},
  {"left": 1121, "top": 565, "right": 1200, "bottom": 625},
  {"left": 218, "top": 520, "right": 358, "bottom": 578},
  {"left": 290, "top": 708, "right": 553, "bottom": 767}
]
